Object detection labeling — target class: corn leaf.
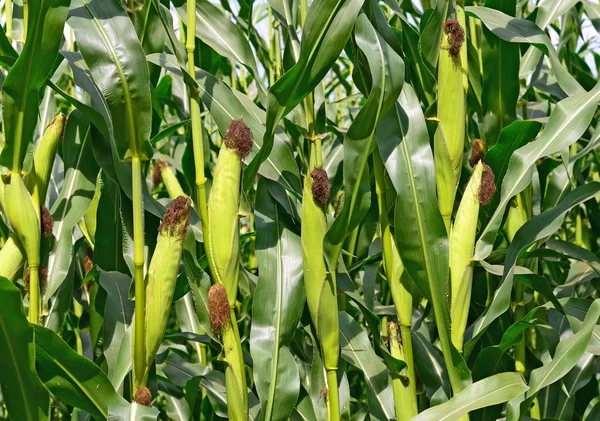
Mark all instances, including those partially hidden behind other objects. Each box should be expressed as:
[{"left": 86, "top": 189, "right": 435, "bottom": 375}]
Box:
[
  {"left": 34, "top": 325, "right": 126, "bottom": 420},
  {"left": 245, "top": 0, "right": 365, "bottom": 190},
  {"left": 475, "top": 82, "right": 600, "bottom": 261},
  {"left": 0, "top": 277, "right": 49, "bottom": 421},
  {"left": 413, "top": 373, "right": 528, "bottom": 421},
  {"left": 0, "top": 0, "right": 70, "bottom": 171},
  {"left": 466, "top": 183, "right": 600, "bottom": 354},
  {"left": 68, "top": 0, "right": 153, "bottom": 161},
  {"left": 325, "top": 10, "right": 404, "bottom": 265},
  {"left": 251, "top": 179, "right": 304, "bottom": 421}
]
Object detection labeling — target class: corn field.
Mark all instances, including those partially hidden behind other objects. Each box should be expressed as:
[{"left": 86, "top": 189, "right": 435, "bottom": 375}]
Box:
[{"left": 1, "top": 0, "right": 600, "bottom": 419}]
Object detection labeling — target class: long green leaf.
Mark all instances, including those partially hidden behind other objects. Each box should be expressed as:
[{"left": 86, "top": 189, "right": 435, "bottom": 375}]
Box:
[
  {"left": 507, "top": 299, "right": 600, "bottom": 420},
  {"left": 378, "top": 85, "right": 471, "bottom": 392},
  {"left": 46, "top": 111, "right": 100, "bottom": 301},
  {"left": 245, "top": 0, "right": 365, "bottom": 190},
  {"left": 466, "top": 183, "right": 600, "bottom": 354},
  {"left": 251, "top": 179, "right": 304, "bottom": 421},
  {"left": 480, "top": 0, "right": 519, "bottom": 145},
  {"left": 413, "top": 373, "right": 528, "bottom": 421},
  {"left": 0, "top": 0, "right": 70, "bottom": 170},
  {"left": 325, "top": 9, "right": 404, "bottom": 265},
  {"left": 466, "top": 6, "right": 583, "bottom": 96},
  {"left": 34, "top": 325, "right": 126, "bottom": 420},
  {"left": 68, "top": 0, "right": 153, "bottom": 161},
  {"left": 0, "top": 277, "right": 49, "bottom": 421}
]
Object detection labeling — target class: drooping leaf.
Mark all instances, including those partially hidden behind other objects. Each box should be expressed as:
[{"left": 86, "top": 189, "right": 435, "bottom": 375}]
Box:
[
  {"left": 474, "top": 82, "right": 600, "bottom": 261},
  {"left": 246, "top": 0, "right": 365, "bottom": 190},
  {"left": 413, "top": 373, "right": 528, "bottom": 421},
  {"left": 325, "top": 10, "right": 404, "bottom": 265},
  {"left": 68, "top": 0, "right": 153, "bottom": 161},
  {"left": 34, "top": 325, "right": 126, "bottom": 420},
  {"left": 0, "top": 0, "right": 70, "bottom": 170},
  {"left": 466, "top": 183, "right": 600, "bottom": 353},
  {"left": 0, "top": 277, "right": 49, "bottom": 421}
]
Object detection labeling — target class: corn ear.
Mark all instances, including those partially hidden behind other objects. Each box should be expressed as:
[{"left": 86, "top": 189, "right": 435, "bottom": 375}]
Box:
[
  {"left": 25, "top": 113, "right": 66, "bottom": 205},
  {"left": 156, "top": 159, "right": 186, "bottom": 198},
  {"left": 3, "top": 174, "right": 40, "bottom": 267},
  {"left": 142, "top": 196, "right": 190, "bottom": 384},
  {"left": 450, "top": 161, "right": 484, "bottom": 352},
  {"left": 301, "top": 168, "right": 339, "bottom": 371},
  {"left": 435, "top": 19, "right": 466, "bottom": 231},
  {"left": 207, "top": 119, "right": 252, "bottom": 306}
]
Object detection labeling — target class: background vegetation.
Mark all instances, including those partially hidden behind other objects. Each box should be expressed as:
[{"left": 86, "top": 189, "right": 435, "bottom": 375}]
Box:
[{"left": 0, "top": 0, "right": 600, "bottom": 420}]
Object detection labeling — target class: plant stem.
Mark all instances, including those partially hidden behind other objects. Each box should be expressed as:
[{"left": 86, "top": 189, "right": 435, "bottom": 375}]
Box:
[
  {"left": 222, "top": 308, "right": 248, "bottom": 418},
  {"left": 514, "top": 280, "right": 526, "bottom": 375},
  {"left": 267, "top": 6, "right": 275, "bottom": 85},
  {"left": 186, "top": 0, "right": 211, "bottom": 273},
  {"left": 22, "top": 0, "right": 27, "bottom": 41},
  {"left": 326, "top": 369, "right": 340, "bottom": 421},
  {"left": 5, "top": 0, "right": 12, "bottom": 42},
  {"left": 28, "top": 266, "right": 40, "bottom": 324},
  {"left": 132, "top": 156, "right": 146, "bottom": 389}
]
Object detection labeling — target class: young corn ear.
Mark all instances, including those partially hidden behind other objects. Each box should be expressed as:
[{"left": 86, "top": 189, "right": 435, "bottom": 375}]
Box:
[
  {"left": 3, "top": 174, "right": 41, "bottom": 267},
  {"left": 207, "top": 118, "right": 252, "bottom": 306},
  {"left": 25, "top": 113, "right": 66, "bottom": 203},
  {"left": 301, "top": 168, "right": 339, "bottom": 371},
  {"left": 154, "top": 159, "right": 185, "bottom": 198},
  {"left": 435, "top": 18, "right": 467, "bottom": 231},
  {"left": 450, "top": 162, "right": 495, "bottom": 352},
  {"left": 142, "top": 196, "right": 190, "bottom": 384}
]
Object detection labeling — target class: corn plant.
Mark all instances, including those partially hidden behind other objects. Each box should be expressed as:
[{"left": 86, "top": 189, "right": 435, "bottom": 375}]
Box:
[{"left": 1, "top": 0, "right": 600, "bottom": 420}]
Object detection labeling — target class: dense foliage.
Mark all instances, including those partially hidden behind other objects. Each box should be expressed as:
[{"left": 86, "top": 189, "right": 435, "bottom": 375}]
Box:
[{"left": 0, "top": 0, "right": 600, "bottom": 420}]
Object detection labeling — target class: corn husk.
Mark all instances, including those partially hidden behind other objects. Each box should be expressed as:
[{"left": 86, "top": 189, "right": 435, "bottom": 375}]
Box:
[
  {"left": 449, "top": 161, "right": 482, "bottom": 352},
  {"left": 26, "top": 113, "right": 66, "bottom": 205},
  {"left": 435, "top": 19, "right": 467, "bottom": 231},
  {"left": 142, "top": 196, "right": 190, "bottom": 384},
  {"left": 3, "top": 174, "right": 40, "bottom": 267},
  {"left": 207, "top": 145, "right": 242, "bottom": 305},
  {"left": 301, "top": 169, "right": 339, "bottom": 371}
]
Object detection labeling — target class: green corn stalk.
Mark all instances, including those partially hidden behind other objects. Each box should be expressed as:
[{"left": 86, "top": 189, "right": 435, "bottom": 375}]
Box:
[
  {"left": 142, "top": 196, "right": 190, "bottom": 386},
  {"left": 373, "top": 151, "right": 417, "bottom": 420},
  {"left": 435, "top": 17, "right": 467, "bottom": 231},
  {"left": 5, "top": 0, "right": 12, "bottom": 41},
  {"left": 206, "top": 119, "right": 252, "bottom": 420},
  {"left": 302, "top": 148, "right": 340, "bottom": 421},
  {"left": 503, "top": 187, "right": 532, "bottom": 376},
  {"left": 186, "top": 0, "right": 210, "bottom": 256}
]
